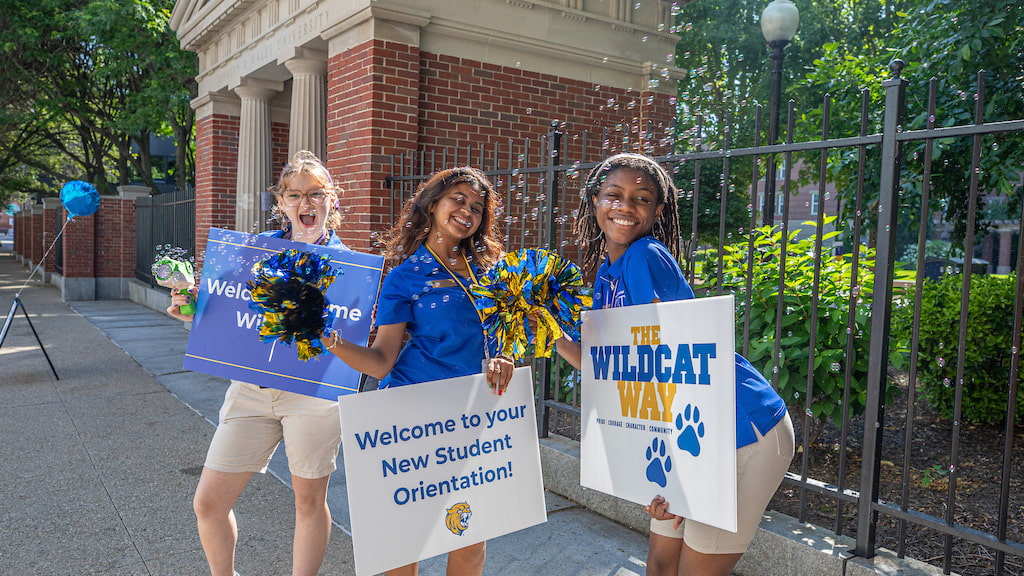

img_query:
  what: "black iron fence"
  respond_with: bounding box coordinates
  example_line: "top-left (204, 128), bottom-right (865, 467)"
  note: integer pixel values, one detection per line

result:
top-left (386, 63), bottom-right (1024, 575)
top-left (135, 185), bottom-right (196, 286)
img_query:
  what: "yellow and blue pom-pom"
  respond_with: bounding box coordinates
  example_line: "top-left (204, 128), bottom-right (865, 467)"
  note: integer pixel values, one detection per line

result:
top-left (247, 249), bottom-right (341, 361)
top-left (471, 249), bottom-right (592, 361)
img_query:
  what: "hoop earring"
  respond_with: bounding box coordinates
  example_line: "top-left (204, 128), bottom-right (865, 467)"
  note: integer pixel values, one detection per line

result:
top-left (588, 229), bottom-right (604, 242)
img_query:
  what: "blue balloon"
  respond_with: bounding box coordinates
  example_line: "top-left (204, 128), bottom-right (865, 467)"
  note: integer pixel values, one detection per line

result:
top-left (60, 180), bottom-right (100, 218)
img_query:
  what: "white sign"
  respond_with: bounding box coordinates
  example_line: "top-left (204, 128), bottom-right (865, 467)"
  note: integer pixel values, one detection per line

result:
top-left (580, 296), bottom-right (738, 532)
top-left (339, 367), bottom-right (547, 575)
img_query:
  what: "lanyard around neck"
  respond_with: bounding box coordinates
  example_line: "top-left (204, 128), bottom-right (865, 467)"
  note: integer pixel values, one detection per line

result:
top-left (425, 244), bottom-right (483, 323)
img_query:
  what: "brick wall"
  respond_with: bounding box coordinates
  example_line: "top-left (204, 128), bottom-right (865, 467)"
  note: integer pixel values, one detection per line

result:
top-left (61, 212), bottom-right (95, 278)
top-left (324, 38), bottom-right (675, 255)
top-left (269, 121), bottom-right (290, 229)
top-left (195, 114), bottom-right (240, 262)
top-left (94, 197), bottom-right (136, 278)
top-left (327, 39), bottom-right (422, 252)
top-left (29, 211), bottom-right (42, 265)
top-left (14, 213), bottom-right (23, 256)
top-left (41, 207), bottom-right (60, 274)
top-left (417, 53), bottom-right (673, 157)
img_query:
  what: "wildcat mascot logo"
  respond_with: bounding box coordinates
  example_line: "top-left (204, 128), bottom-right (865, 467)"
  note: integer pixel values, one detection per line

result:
top-left (445, 502), bottom-right (472, 536)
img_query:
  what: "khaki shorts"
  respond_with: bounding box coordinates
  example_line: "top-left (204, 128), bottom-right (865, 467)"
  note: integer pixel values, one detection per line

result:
top-left (204, 381), bottom-right (342, 479)
top-left (649, 413), bottom-right (794, 554)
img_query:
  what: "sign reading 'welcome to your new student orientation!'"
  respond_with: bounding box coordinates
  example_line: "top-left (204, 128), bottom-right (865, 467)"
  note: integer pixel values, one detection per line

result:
top-left (340, 368), bottom-right (547, 576)
top-left (182, 228), bottom-right (384, 400)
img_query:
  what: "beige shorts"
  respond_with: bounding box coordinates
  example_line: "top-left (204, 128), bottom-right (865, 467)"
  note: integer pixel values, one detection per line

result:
top-left (204, 380), bottom-right (342, 479)
top-left (649, 412), bottom-right (794, 554)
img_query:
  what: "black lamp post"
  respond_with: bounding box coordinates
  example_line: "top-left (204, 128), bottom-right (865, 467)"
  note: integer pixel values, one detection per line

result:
top-left (760, 0), bottom-right (799, 226)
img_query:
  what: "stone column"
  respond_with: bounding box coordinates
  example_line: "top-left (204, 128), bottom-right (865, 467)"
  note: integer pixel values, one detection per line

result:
top-left (997, 229), bottom-right (1013, 274)
top-left (233, 85), bottom-right (277, 232)
top-left (284, 58), bottom-right (328, 160)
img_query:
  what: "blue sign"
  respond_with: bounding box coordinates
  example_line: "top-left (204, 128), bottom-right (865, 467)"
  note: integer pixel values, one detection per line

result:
top-left (183, 228), bottom-right (384, 400)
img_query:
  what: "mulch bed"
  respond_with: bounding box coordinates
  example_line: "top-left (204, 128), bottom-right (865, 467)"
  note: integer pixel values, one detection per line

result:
top-left (543, 371), bottom-right (1024, 574)
top-left (770, 371), bottom-right (1024, 576)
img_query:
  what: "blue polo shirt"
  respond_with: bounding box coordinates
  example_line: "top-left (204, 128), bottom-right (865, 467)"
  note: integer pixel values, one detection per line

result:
top-left (374, 244), bottom-right (494, 388)
top-left (593, 236), bottom-right (693, 308)
top-left (592, 235), bottom-right (787, 449)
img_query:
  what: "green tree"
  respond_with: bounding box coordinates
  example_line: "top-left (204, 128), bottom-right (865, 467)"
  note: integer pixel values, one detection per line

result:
top-left (704, 217), bottom-right (908, 443)
top-left (796, 0), bottom-right (1024, 248)
top-left (673, 0), bottom-right (904, 148)
top-left (0, 0), bottom-right (196, 201)
top-left (674, 157), bottom-right (753, 259)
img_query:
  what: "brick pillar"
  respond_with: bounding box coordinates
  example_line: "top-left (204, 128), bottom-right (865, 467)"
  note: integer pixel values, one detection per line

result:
top-left (326, 39), bottom-right (421, 252)
top-left (89, 188), bottom-right (148, 299)
top-left (194, 113), bottom-right (240, 263)
top-left (14, 212), bottom-right (23, 258)
top-left (61, 208), bottom-right (97, 300)
top-left (40, 198), bottom-right (62, 280)
top-left (29, 205), bottom-right (43, 268)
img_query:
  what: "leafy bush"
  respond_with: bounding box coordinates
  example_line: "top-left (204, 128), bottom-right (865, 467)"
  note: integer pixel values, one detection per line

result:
top-left (702, 217), bottom-right (908, 441)
top-left (891, 273), bottom-right (1023, 424)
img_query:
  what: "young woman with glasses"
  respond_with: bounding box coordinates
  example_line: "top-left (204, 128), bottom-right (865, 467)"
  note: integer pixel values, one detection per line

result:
top-left (166, 150), bottom-right (347, 576)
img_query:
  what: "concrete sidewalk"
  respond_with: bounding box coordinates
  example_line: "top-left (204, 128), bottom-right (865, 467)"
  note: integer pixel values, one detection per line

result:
top-left (0, 241), bottom-right (649, 576)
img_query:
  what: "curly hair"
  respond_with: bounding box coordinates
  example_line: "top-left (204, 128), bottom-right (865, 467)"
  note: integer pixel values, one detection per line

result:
top-left (269, 150), bottom-right (343, 230)
top-left (380, 166), bottom-right (505, 270)
top-left (573, 153), bottom-right (681, 271)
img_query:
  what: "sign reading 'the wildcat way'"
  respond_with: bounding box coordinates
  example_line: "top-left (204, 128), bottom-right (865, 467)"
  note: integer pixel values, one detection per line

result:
top-left (580, 296), bottom-right (738, 532)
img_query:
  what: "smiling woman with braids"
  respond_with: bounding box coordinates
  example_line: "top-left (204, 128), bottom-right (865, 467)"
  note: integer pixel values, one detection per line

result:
top-left (165, 150), bottom-right (349, 576)
top-left (321, 166), bottom-right (514, 576)
top-left (554, 153), bottom-right (794, 576)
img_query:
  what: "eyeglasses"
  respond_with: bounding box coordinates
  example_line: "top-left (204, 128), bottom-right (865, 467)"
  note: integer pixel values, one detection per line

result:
top-left (277, 188), bottom-right (330, 207)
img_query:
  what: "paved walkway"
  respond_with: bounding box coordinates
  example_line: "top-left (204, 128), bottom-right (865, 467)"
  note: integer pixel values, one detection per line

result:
top-left (0, 238), bottom-right (649, 576)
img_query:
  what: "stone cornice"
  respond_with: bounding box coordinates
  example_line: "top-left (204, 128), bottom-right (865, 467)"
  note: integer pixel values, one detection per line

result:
top-left (176, 0), bottom-right (683, 95)
top-left (172, 0), bottom-right (263, 51)
top-left (323, 3), bottom-right (432, 40)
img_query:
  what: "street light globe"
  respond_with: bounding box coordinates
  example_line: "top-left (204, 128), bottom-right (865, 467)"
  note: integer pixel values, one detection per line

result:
top-left (761, 0), bottom-right (800, 44)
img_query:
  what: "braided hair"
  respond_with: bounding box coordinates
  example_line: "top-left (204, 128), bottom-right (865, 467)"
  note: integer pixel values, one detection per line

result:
top-left (573, 153), bottom-right (681, 271)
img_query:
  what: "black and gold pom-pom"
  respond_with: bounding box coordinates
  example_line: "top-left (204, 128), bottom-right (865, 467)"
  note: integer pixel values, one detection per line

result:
top-left (247, 249), bottom-right (340, 360)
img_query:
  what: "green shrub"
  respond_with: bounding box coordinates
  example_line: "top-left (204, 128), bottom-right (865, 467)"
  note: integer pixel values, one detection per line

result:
top-left (891, 273), bottom-right (1023, 424)
top-left (702, 216), bottom-right (908, 441)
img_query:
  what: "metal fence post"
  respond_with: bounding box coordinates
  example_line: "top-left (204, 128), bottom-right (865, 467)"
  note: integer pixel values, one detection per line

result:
top-left (536, 121), bottom-right (562, 437)
top-left (855, 59), bottom-right (907, 558)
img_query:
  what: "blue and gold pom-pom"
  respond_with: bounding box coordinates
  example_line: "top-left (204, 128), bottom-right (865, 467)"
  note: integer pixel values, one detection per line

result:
top-left (471, 248), bottom-right (592, 361)
top-left (247, 249), bottom-right (340, 361)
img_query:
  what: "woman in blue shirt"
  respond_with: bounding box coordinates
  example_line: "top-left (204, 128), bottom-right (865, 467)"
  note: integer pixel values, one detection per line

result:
top-left (324, 166), bottom-right (514, 576)
top-left (556, 153), bottom-right (794, 576)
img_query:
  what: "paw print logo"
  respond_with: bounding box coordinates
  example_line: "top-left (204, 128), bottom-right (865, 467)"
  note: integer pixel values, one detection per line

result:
top-left (675, 404), bottom-right (705, 457)
top-left (645, 437), bottom-right (672, 488)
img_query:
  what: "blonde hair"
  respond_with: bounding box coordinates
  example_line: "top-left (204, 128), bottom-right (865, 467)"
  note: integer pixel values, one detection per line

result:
top-left (269, 150), bottom-right (343, 230)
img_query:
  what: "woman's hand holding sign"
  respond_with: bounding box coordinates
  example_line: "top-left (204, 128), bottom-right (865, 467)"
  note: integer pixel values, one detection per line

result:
top-left (486, 355), bottom-right (515, 396)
